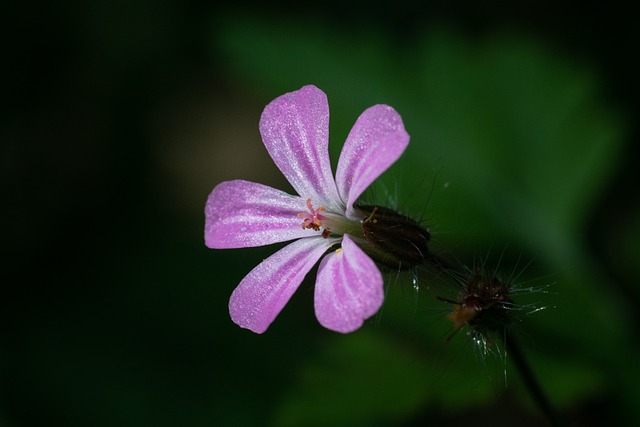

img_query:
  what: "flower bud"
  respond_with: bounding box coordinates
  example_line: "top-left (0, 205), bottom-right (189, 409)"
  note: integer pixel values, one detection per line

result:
top-left (462, 269), bottom-right (513, 331)
top-left (355, 205), bottom-right (431, 270)
top-left (439, 268), bottom-right (513, 344)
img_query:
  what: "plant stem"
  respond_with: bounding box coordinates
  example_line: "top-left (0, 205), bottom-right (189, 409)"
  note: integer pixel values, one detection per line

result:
top-left (503, 331), bottom-right (568, 427)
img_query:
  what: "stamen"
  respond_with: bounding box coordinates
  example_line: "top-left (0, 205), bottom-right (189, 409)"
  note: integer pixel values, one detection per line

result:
top-left (363, 206), bottom-right (378, 224)
top-left (298, 198), bottom-right (327, 233)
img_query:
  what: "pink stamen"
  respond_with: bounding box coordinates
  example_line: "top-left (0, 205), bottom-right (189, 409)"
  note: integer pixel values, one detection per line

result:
top-left (298, 198), bottom-right (327, 232)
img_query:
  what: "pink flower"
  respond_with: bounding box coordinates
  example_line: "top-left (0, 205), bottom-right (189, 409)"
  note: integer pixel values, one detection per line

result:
top-left (205, 85), bottom-right (409, 333)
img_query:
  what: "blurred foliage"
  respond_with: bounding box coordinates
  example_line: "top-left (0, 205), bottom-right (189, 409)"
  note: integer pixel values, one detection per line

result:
top-left (4, 3), bottom-right (639, 427)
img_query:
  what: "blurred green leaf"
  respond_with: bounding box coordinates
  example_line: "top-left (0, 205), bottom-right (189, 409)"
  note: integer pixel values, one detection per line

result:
top-left (273, 331), bottom-right (431, 427)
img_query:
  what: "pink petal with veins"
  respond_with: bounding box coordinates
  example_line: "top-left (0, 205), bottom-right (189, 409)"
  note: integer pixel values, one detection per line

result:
top-left (205, 180), bottom-right (316, 249)
top-left (229, 236), bottom-right (338, 333)
top-left (314, 235), bottom-right (384, 333)
top-left (335, 105), bottom-right (409, 218)
top-left (259, 85), bottom-right (342, 212)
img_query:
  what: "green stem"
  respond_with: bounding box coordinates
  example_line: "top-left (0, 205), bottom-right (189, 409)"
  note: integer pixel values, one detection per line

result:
top-left (503, 330), bottom-right (568, 427)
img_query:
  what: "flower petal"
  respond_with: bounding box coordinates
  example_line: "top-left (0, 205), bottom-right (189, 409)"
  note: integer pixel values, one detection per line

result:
top-left (229, 237), bottom-right (338, 333)
top-left (314, 235), bottom-right (384, 333)
top-left (259, 85), bottom-right (342, 212)
top-left (335, 105), bottom-right (409, 218)
top-left (205, 180), bottom-right (320, 249)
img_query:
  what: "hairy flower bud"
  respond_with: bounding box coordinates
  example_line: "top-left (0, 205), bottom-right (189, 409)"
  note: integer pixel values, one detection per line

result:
top-left (461, 269), bottom-right (512, 331)
top-left (355, 205), bottom-right (431, 270)
top-left (439, 268), bottom-right (513, 344)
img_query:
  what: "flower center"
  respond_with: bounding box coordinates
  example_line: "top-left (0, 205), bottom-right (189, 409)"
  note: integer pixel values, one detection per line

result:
top-left (298, 199), bottom-right (331, 238)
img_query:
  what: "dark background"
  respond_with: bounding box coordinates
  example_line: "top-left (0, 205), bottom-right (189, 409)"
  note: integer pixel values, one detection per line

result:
top-left (3, 2), bottom-right (639, 426)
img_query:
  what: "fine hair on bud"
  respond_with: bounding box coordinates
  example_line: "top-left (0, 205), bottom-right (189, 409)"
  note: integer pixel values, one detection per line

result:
top-left (355, 204), bottom-right (432, 271)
